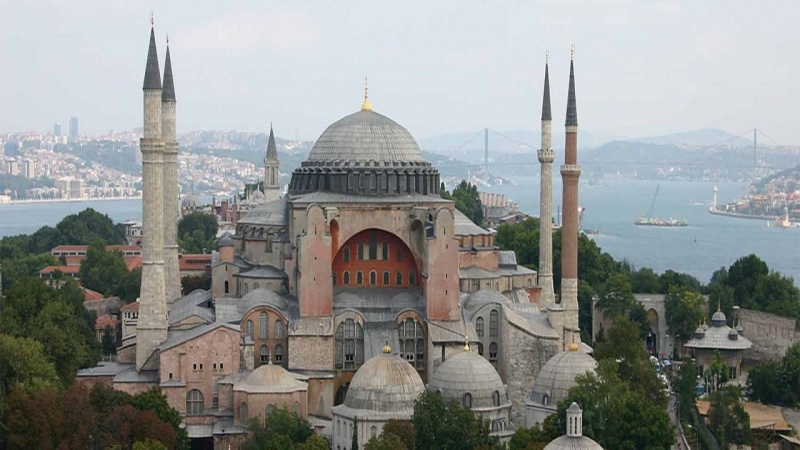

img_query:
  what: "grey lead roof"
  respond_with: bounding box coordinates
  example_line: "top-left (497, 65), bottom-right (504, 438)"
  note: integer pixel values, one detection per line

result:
top-left (169, 289), bottom-right (214, 325)
top-left (454, 209), bottom-right (493, 236)
top-left (565, 59), bottom-right (578, 127)
top-left (238, 198), bottom-right (287, 226)
top-left (541, 62), bottom-right (552, 121)
top-left (143, 27), bottom-right (161, 90)
top-left (161, 45), bottom-right (175, 101)
top-left (304, 110), bottom-right (430, 167)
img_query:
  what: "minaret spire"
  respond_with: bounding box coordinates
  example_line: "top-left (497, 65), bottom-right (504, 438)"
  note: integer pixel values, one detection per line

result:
top-left (162, 34), bottom-right (181, 304)
top-left (143, 19), bottom-right (161, 90)
top-left (566, 46), bottom-right (578, 127)
top-left (538, 54), bottom-right (556, 308)
top-left (162, 38), bottom-right (176, 102)
top-left (264, 124), bottom-right (281, 203)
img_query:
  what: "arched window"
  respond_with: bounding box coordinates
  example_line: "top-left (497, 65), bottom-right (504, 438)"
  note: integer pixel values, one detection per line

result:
top-left (245, 320), bottom-right (254, 338)
top-left (493, 391), bottom-right (500, 407)
top-left (463, 392), bottom-right (472, 408)
top-left (543, 393), bottom-right (550, 406)
top-left (224, 280), bottom-right (229, 294)
top-left (335, 318), bottom-right (364, 370)
top-left (293, 402), bottom-right (301, 415)
top-left (253, 282), bottom-right (260, 290)
top-left (212, 381), bottom-right (219, 408)
top-left (357, 242), bottom-right (365, 260)
top-left (240, 402), bottom-right (248, 424)
top-left (476, 317), bottom-right (485, 338)
top-left (260, 345), bottom-right (269, 364)
top-left (371, 425), bottom-right (377, 439)
top-left (369, 271), bottom-right (377, 285)
top-left (343, 271), bottom-right (350, 285)
top-left (186, 389), bottom-right (204, 415)
top-left (490, 310), bottom-right (499, 337)
top-left (477, 343), bottom-right (484, 356)
top-left (259, 312), bottom-right (269, 339)
top-left (398, 318), bottom-right (425, 370)
top-left (489, 342), bottom-right (498, 364)
top-left (356, 271), bottom-right (364, 285)
top-left (275, 320), bottom-right (284, 339)
top-left (343, 247), bottom-right (350, 263)
top-left (396, 272), bottom-right (403, 286)
top-left (274, 344), bottom-right (284, 363)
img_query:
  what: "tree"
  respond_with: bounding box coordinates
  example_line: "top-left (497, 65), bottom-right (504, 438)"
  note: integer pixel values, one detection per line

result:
top-left (54, 208), bottom-right (126, 246)
top-left (508, 426), bottom-right (550, 450)
top-left (0, 333), bottom-right (60, 397)
top-left (178, 212), bottom-right (218, 254)
top-left (413, 390), bottom-right (498, 450)
top-left (628, 267), bottom-right (661, 294)
top-left (658, 269), bottom-right (702, 294)
top-left (674, 358), bottom-right (699, 421)
top-left (133, 439), bottom-right (169, 450)
top-left (441, 180), bottom-right (483, 225)
top-left (102, 325), bottom-right (118, 356)
top-left (0, 252), bottom-right (57, 294)
top-left (131, 388), bottom-right (189, 449)
top-left (365, 433), bottom-right (409, 450)
top-left (707, 387), bottom-right (751, 449)
top-left (727, 254), bottom-right (768, 307)
top-left (748, 343), bottom-right (800, 406)
top-left (707, 350), bottom-right (730, 393)
top-left (181, 274), bottom-right (210, 293)
top-left (297, 434), bottom-right (330, 450)
top-left (241, 407), bottom-right (315, 450)
top-left (352, 416), bottom-right (360, 450)
top-left (78, 241), bottom-right (130, 297)
top-left (594, 316), bottom-right (666, 407)
top-left (595, 274), bottom-right (651, 338)
top-left (664, 287), bottom-right (707, 345)
top-left (381, 419), bottom-right (416, 450)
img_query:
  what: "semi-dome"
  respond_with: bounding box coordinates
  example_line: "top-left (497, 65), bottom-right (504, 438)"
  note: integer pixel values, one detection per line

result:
top-left (289, 108), bottom-right (441, 197)
top-left (531, 344), bottom-right (597, 407)
top-left (233, 362), bottom-right (307, 394)
top-left (343, 351), bottom-right (425, 414)
top-left (428, 348), bottom-right (507, 409)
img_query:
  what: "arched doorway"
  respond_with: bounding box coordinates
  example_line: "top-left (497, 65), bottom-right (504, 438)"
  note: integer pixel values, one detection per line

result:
top-left (646, 308), bottom-right (659, 356)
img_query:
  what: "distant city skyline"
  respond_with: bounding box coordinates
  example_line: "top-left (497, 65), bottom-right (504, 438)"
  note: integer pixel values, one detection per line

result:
top-left (2, 1), bottom-right (798, 144)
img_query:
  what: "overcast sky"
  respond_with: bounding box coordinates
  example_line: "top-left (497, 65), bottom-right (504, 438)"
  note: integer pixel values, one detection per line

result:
top-left (1, 1), bottom-right (797, 144)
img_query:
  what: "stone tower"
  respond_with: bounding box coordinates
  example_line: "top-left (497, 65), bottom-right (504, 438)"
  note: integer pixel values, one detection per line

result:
top-left (537, 56), bottom-right (556, 308)
top-left (559, 49), bottom-right (581, 348)
top-left (264, 125), bottom-right (280, 203)
top-left (137, 22), bottom-right (168, 371)
top-left (161, 39), bottom-right (181, 303)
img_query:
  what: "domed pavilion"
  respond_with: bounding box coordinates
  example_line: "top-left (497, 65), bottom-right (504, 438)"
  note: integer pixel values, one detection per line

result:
top-left (684, 306), bottom-right (752, 386)
top-left (543, 402), bottom-right (604, 450)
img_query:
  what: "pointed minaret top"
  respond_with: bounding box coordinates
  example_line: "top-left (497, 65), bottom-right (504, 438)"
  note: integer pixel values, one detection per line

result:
top-left (541, 54), bottom-right (552, 122)
top-left (565, 50), bottom-right (578, 127)
top-left (143, 23), bottom-right (162, 90)
top-left (266, 125), bottom-right (278, 160)
top-left (162, 40), bottom-right (176, 102)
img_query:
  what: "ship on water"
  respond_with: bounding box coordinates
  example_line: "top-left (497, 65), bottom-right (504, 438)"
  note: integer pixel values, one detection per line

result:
top-left (634, 184), bottom-right (689, 227)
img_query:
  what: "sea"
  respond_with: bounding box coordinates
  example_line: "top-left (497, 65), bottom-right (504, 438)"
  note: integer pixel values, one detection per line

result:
top-left (0, 179), bottom-right (797, 286)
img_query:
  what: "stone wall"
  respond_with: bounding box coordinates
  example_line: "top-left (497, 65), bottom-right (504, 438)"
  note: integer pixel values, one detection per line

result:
top-left (739, 308), bottom-right (800, 362)
top-left (503, 321), bottom-right (558, 428)
top-left (84, 296), bottom-right (123, 316)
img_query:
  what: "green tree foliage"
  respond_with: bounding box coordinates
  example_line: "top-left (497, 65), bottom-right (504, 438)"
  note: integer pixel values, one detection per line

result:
top-left (241, 407), bottom-right (316, 450)
top-left (381, 419), bottom-right (416, 450)
top-left (54, 208), bottom-right (126, 247)
top-left (365, 432), bottom-right (409, 450)
top-left (178, 212), bottom-right (218, 254)
top-left (412, 390), bottom-right (499, 450)
top-left (664, 287), bottom-right (707, 344)
top-left (101, 325), bottom-right (117, 355)
top-left (707, 350), bottom-right (730, 393)
top-left (628, 267), bottom-right (661, 293)
top-left (352, 416), bottom-right (359, 450)
top-left (0, 278), bottom-right (99, 385)
top-left (554, 359), bottom-right (673, 450)
top-left (297, 434), bottom-right (330, 450)
top-left (0, 252), bottom-right (56, 294)
top-left (133, 439), bottom-right (169, 450)
top-left (595, 274), bottom-right (651, 338)
top-left (707, 387), bottom-right (751, 449)
top-left (79, 241), bottom-right (129, 295)
top-left (508, 425), bottom-right (550, 450)
top-left (0, 334), bottom-right (60, 396)
top-left (181, 274), bottom-right (210, 293)
top-left (441, 180), bottom-right (484, 225)
top-left (658, 269), bottom-right (703, 294)
top-left (748, 343), bottom-right (800, 406)
top-left (494, 217), bottom-right (540, 270)
top-left (673, 358), bottom-right (699, 421)
top-left (594, 316), bottom-right (667, 407)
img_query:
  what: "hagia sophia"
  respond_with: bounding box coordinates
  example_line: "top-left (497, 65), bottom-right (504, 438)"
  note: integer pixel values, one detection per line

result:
top-left (79, 22), bottom-right (605, 450)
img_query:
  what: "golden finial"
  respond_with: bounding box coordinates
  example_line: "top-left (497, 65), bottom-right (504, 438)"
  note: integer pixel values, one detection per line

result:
top-left (568, 335), bottom-right (579, 351)
top-left (570, 43), bottom-right (575, 60)
top-left (382, 335), bottom-right (391, 354)
top-left (150, 11), bottom-right (154, 27)
top-left (361, 76), bottom-right (372, 111)
top-left (717, 300), bottom-right (721, 312)
top-left (464, 335), bottom-right (470, 352)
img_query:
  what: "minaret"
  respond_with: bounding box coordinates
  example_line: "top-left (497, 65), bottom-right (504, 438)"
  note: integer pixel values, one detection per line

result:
top-left (560, 47), bottom-right (581, 348)
top-left (263, 125), bottom-right (280, 203)
top-left (162, 36), bottom-right (181, 303)
top-left (137, 17), bottom-right (168, 371)
top-left (537, 52), bottom-right (556, 308)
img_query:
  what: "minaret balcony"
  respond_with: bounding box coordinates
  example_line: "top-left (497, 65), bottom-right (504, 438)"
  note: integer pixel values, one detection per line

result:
top-left (560, 164), bottom-right (582, 176)
top-left (537, 149), bottom-right (555, 163)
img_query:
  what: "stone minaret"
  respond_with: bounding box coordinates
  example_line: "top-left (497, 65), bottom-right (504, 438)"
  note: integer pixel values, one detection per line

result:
top-left (137, 22), bottom-right (168, 372)
top-left (537, 55), bottom-right (556, 308)
top-left (162, 39), bottom-right (181, 303)
top-left (264, 125), bottom-right (280, 203)
top-left (560, 48), bottom-right (581, 348)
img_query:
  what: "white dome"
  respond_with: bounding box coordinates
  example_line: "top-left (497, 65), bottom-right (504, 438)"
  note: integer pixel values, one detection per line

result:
top-left (428, 349), bottom-right (507, 409)
top-left (531, 346), bottom-right (597, 407)
top-left (343, 353), bottom-right (425, 413)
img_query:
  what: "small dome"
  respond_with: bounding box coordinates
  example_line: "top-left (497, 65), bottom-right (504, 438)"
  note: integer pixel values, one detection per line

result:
top-left (711, 310), bottom-right (726, 326)
top-left (428, 350), bottom-right (507, 409)
top-left (531, 348), bottom-right (597, 407)
top-left (344, 353), bottom-right (425, 413)
top-left (728, 329), bottom-right (739, 340)
top-left (234, 363), bottom-right (307, 394)
top-left (219, 233), bottom-right (234, 247)
top-left (543, 435), bottom-right (604, 450)
top-left (305, 110), bottom-right (428, 168)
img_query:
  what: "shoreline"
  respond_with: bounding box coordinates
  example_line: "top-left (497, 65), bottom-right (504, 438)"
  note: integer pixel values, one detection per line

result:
top-left (708, 207), bottom-right (779, 221)
top-left (0, 196), bottom-right (142, 205)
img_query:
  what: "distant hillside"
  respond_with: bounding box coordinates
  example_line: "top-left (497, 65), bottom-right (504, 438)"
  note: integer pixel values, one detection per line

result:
top-left (630, 128), bottom-right (752, 147)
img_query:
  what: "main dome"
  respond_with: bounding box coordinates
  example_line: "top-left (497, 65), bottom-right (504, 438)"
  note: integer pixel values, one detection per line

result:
top-left (288, 109), bottom-right (440, 197)
top-left (306, 110), bottom-right (428, 167)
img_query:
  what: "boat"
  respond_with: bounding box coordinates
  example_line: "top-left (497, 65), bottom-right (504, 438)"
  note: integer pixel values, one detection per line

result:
top-left (634, 185), bottom-right (689, 227)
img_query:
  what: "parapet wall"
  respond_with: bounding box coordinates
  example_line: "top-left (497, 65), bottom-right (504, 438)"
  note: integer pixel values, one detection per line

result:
top-left (739, 308), bottom-right (800, 362)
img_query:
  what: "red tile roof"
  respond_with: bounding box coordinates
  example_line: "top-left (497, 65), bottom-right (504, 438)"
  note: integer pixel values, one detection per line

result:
top-left (95, 314), bottom-right (118, 331)
top-left (39, 265), bottom-right (80, 275)
top-left (83, 288), bottom-right (105, 302)
top-left (65, 256), bottom-right (84, 267)
top-left (120, 301), bottom-right (140, 312)
top-left (51, 244), bottom-right (142, 254)
top-left (124, 256), bottom-right (143, 271)
top-left (179, 254), bottom-right (212, 271)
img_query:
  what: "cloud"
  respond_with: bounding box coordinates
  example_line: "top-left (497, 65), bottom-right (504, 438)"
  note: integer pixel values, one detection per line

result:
top-left (176, 10), bottom-right (322, 55)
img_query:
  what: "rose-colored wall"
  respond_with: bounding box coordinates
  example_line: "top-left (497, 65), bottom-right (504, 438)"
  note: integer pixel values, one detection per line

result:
top-left (233, 390), bottom-right (308, 425)
top-left (332, 229), bottom-right (419, 288)
top-left (240, 307), bottom-right (289, 369)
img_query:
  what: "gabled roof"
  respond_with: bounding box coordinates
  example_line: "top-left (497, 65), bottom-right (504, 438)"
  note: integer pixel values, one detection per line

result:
top-left (158, 322), bottom-right (240, 352)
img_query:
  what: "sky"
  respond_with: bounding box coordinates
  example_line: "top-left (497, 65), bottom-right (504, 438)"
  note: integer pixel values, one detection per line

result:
top-left (1, 0), bottom-right (798, 144)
